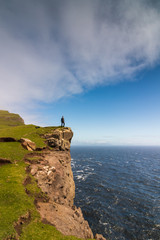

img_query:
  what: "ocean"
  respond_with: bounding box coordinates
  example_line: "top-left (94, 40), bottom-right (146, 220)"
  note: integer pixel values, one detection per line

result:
top-left (70, 146), bottom-right (160, 240)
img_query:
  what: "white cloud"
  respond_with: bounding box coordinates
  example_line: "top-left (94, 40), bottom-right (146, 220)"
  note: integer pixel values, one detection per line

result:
top-left (0, 0), bottom-right (160, 112)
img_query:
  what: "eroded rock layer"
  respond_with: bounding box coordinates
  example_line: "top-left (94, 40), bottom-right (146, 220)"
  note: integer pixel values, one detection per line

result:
top-left (25, 128), bottom-right (94, 239)
top-left (28, 150), bottom-right (75, 206)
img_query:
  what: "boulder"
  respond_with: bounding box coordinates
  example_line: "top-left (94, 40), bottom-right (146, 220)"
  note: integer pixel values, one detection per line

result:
top-left (20, 138), bottom-right (36, 151)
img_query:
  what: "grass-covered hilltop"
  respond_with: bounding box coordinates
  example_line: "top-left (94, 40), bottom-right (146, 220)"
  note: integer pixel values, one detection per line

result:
top-left (0, 111), bottom-right (98, 240)
top-left (0, 110), bottom-right (24, 128)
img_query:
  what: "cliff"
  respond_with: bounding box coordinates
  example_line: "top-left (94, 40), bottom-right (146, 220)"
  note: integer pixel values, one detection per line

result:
top-left (25, 128), bottom-right (94, 239)
top-left (0, 111), bottom-right (105, 240)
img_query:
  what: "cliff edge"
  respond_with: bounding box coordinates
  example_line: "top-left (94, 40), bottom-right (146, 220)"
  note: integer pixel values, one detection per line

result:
top-left (25, 128), bottom-right (94, 239)
top-left (0, 111), bottom-right (105, 240)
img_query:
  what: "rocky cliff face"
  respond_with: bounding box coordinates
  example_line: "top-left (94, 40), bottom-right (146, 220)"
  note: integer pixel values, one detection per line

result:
top-left (25, 127), bottom-right (94, 239)
top-left (0, 111), bottom-right (106, 240)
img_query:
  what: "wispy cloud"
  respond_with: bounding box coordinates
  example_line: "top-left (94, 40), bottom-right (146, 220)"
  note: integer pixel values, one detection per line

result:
top-left (0, 0), bottom-right (160, 111)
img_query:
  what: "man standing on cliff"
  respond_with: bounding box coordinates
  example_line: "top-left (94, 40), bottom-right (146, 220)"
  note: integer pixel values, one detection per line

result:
top-left (61, 116), bottom-right (65, 127)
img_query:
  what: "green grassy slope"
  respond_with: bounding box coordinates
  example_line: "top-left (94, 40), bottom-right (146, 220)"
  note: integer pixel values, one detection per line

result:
top-left (0, 111), bottom-right (91, 240)
top-left (0, 110), bottom-right (24, 128)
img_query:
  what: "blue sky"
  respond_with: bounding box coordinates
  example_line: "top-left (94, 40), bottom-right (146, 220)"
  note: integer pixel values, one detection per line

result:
top-left (0, 0), bottom-right (160, 145)
top-left (27, 64), bottom-right (160, 146)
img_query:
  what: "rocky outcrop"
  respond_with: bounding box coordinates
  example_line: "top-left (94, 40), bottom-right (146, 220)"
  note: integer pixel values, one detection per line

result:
top-left (39, 202), bottom-right (93, 239)
top-left (20, 138), bottom-right (36, 151)
top-left (44, 127), bottom-right (73, 151)
top-left (24, 127), bottom-right (94, 239)
top-left (28, 150), bottom-right (75, 206)
top-left (0, 110), bottom-right (106, 239)
top-left (26, 148), bottom-right (94, 238)
top-left (26, 149), bottom-right (94, 239)
top-left (24, 127), bottom-right (105, 240)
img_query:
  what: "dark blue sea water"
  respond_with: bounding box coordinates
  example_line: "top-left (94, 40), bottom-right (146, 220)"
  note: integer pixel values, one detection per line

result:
top-left (70, 146), bottom-right (160, 240)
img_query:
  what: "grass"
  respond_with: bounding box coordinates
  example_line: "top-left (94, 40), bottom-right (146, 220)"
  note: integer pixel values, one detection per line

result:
top-left (0, 124), bottom-right (59, 149)
top-left (0, 142), bottom-right (28, 162)
top-left (24, 173), bottom-right (49, 202)
top-left (0, 111), bottom-right (92, 240)
top-left (21, 222), bottom-right (84, 240)
top-left (0, 162), bottom-right (36, 239)
top-left (0, 142), bottom-right (91, 240)
top-left (0, 110), bottom-right (24, 127)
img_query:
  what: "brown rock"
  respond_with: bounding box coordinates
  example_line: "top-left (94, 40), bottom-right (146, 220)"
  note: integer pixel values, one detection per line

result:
top-left (44, 130), bottom-right (62, 140)
top-left (38, 202), bottom-right (94, 239)
top-left (62, 129), bottom-right (73, 142)
top-left (60, 139), bottom-right (70, 151)
top-left (27, 148), bottom-right (95, 239)
top-left (47, 138), bottom-right (61, 148)
top-left (24, 128), bottom-right (102, 239)
top-left (30, 150), bottom-right (75, 206)
top-left (95, 233), bottom-right (106, 240)
top-left (20, 138), bottom-right (36, 151)
top-left (30, 165), bottom-right (38, 176)
top-left (52, 129), bottom-right (63, 139)
top-left (44, 128), bottom-right (73, 151)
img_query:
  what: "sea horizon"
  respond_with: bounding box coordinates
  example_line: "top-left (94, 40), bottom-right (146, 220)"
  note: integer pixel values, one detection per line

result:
top-left (71, 146), bottom-right (160, 239)
top-left (71, 145), bottom-right (160, 148)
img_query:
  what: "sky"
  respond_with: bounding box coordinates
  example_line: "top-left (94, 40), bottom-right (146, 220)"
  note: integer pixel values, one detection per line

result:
top-left (0, 0), bottom-right (160, 146)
